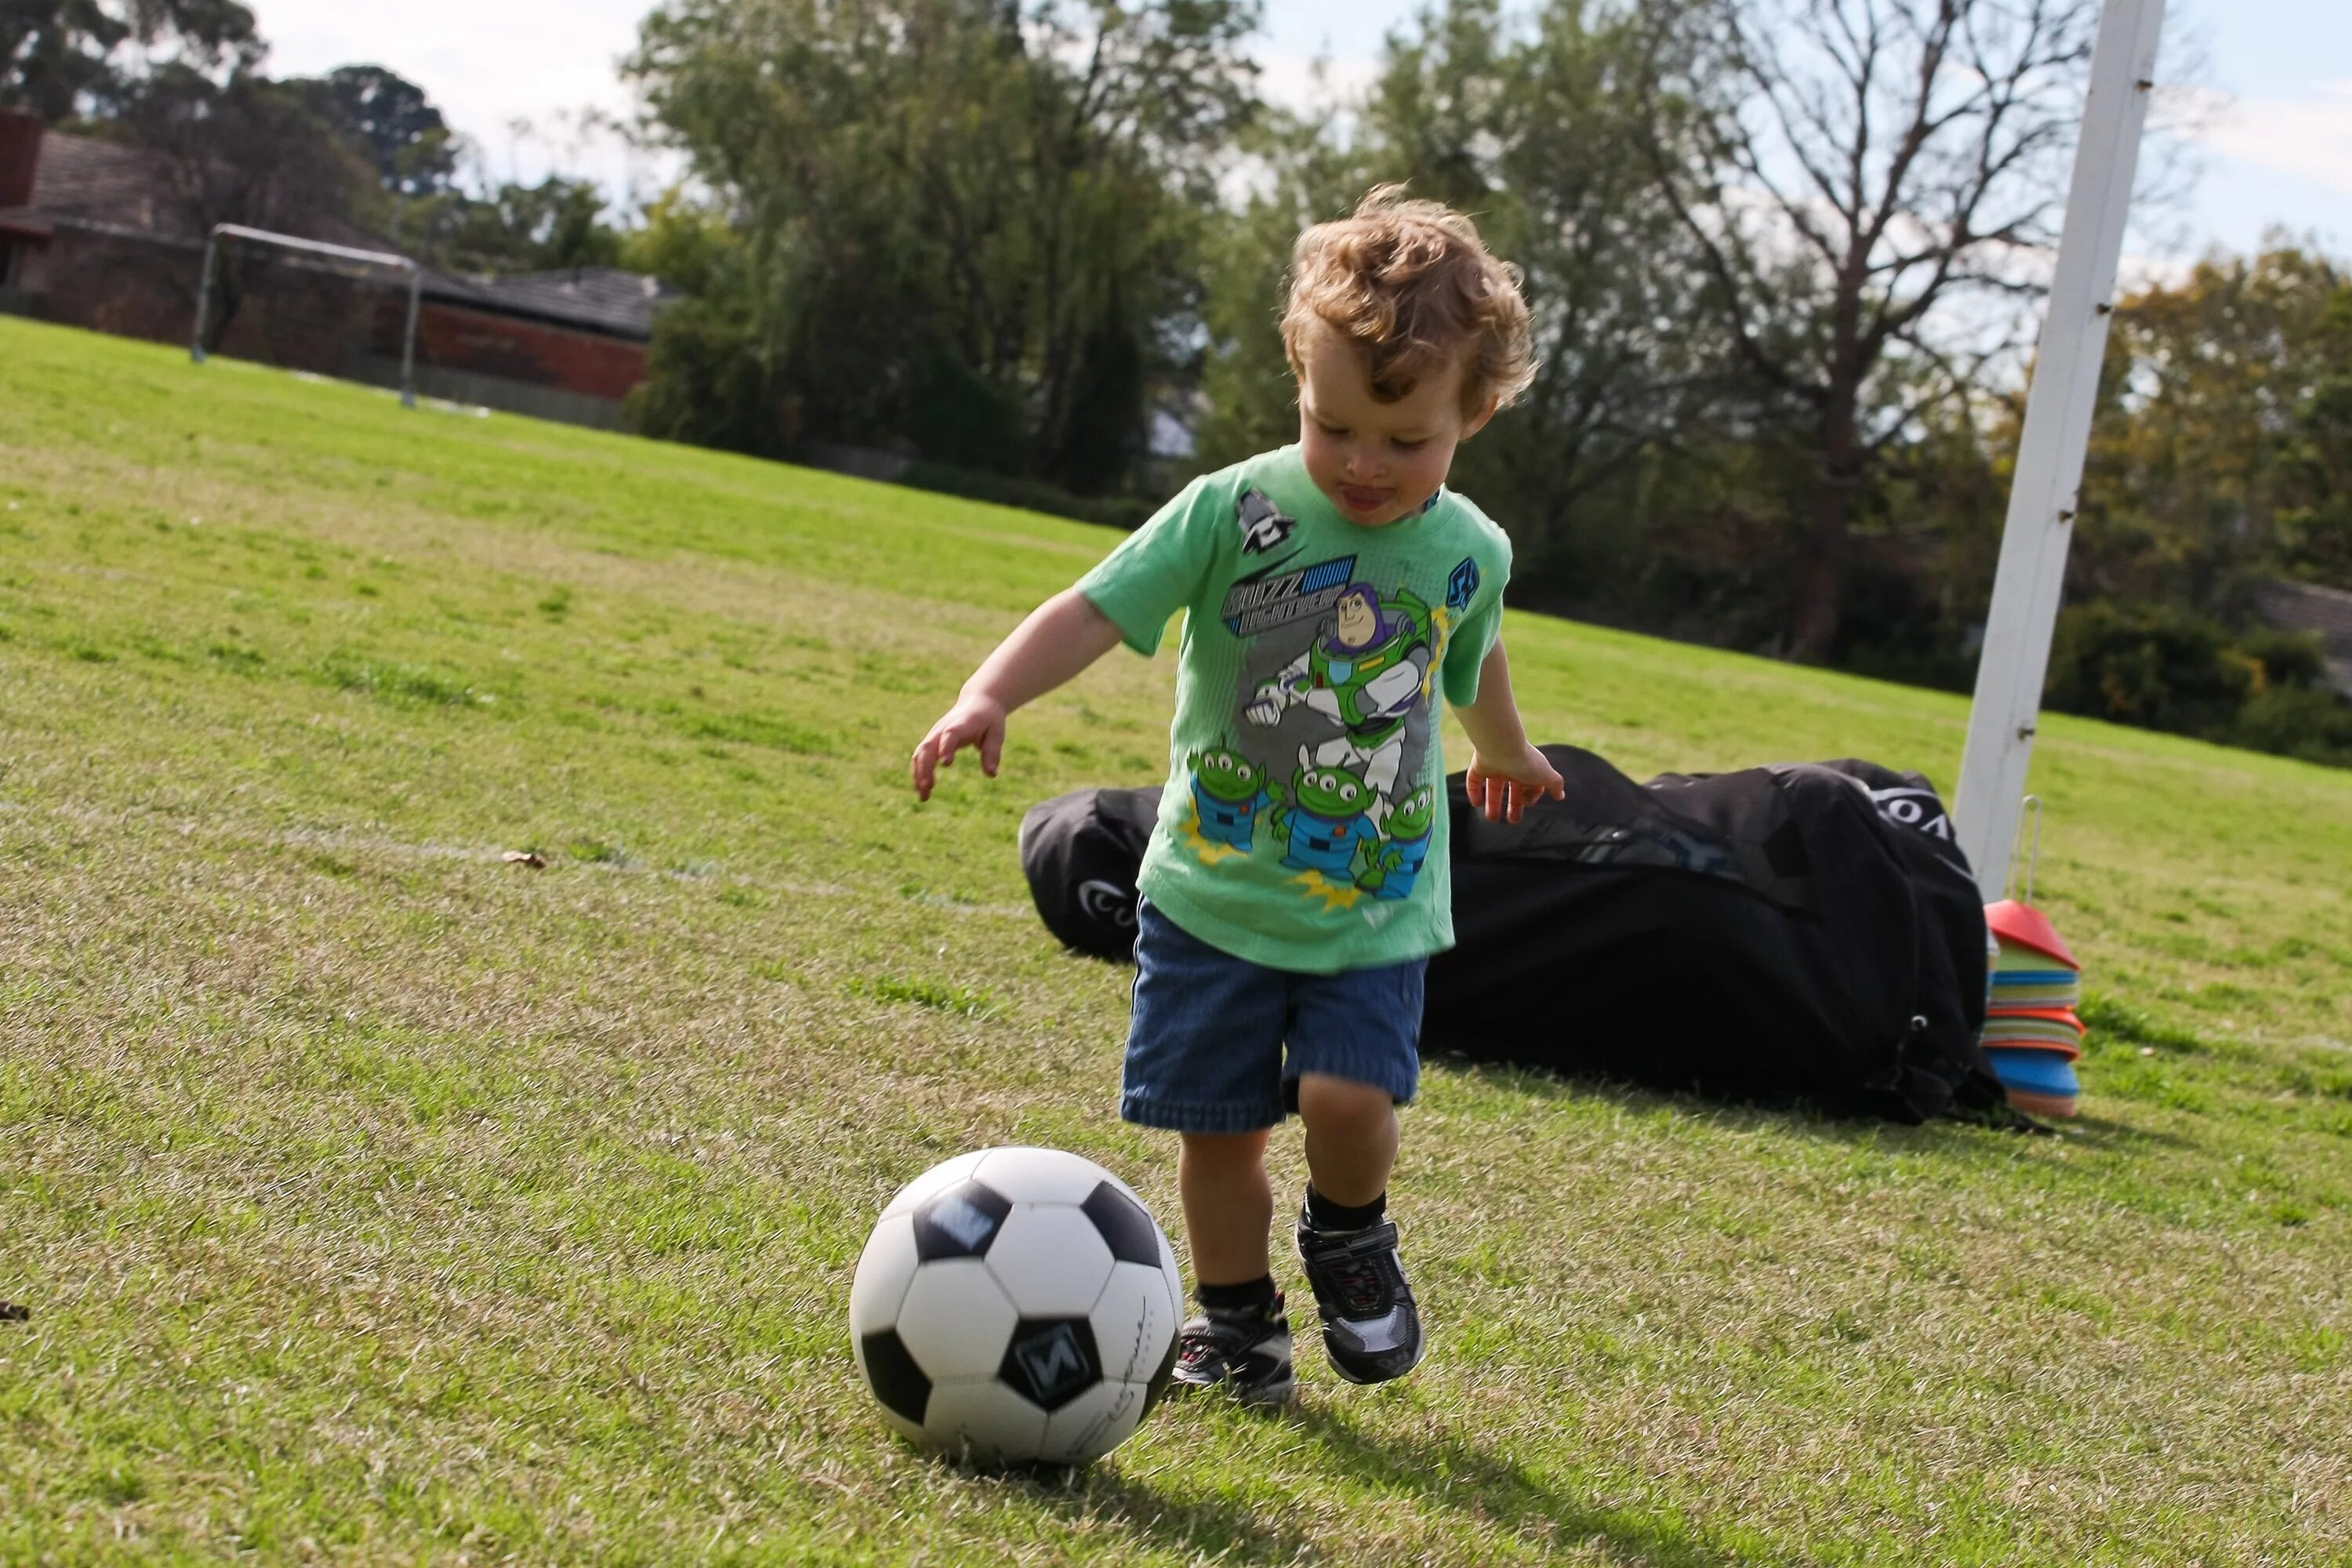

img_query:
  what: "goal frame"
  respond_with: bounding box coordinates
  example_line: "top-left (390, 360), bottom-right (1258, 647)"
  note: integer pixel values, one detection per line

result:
top-left (189, 223), bottom-right (424, 409)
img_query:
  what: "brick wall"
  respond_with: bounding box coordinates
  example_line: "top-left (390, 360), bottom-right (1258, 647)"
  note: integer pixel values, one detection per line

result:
top-left (24, 225), bottom-right (649, 413)
top-left (379, 299), bottom-right (648, 401)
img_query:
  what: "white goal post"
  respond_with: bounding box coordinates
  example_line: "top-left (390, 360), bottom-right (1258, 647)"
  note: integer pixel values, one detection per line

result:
top-left (190, 223), bottom-right (424, 408)
top-left (1952, 0), bottom-right (2169, 899)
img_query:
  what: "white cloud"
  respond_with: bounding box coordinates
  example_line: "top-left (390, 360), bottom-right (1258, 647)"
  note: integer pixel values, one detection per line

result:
top-left (1254, 49), bottom-right (1381, 118)
top-left (2182, 81), bottom-right (2352, 197)
top-left (259, 0), bottom-right (673, 199)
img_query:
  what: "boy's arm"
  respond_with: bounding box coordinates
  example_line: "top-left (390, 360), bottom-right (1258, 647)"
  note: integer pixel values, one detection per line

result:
top-left (1454, 637), bottom-right (1565, 824)
top-left (911, 587), bottom-right (1125, 801)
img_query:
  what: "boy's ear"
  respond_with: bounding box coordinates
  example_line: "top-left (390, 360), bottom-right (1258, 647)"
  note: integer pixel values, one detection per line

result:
top-left (1461, 393), bottom-right (1501, 440)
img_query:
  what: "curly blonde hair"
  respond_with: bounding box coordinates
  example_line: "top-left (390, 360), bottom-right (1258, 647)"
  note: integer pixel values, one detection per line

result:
top-left (1282, 185), bottom-right (1536, 418)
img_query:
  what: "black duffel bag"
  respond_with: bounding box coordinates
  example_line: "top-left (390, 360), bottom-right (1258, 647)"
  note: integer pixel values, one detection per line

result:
top-left (1017, 746), bottom-right (2005, 1123)
top-left (1429, 746), bottom-right (2002, 1123)
top-left (1018, 785), bottom-right (1159, 960)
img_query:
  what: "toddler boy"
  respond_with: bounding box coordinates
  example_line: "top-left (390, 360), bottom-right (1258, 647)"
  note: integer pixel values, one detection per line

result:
top-left (911, 187), bottom-right (1564, 1402)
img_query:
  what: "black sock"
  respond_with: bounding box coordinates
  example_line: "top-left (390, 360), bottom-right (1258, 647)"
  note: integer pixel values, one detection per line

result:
top-left (1305, 1185), bottom-right (1387, 1232)
top-left (1196, 1274), bottom-right (1278, 1316)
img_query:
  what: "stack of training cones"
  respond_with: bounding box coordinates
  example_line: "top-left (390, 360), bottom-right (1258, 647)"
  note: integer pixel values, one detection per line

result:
top-left (1980, 797), bottom-right (2086, 1118)
top-left (1982, 900), bottom-right (2084, 1117)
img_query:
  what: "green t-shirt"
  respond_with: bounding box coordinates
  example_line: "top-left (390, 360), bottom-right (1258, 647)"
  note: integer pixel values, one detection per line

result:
top-left (1076, 445), bottom-right (1512, 973)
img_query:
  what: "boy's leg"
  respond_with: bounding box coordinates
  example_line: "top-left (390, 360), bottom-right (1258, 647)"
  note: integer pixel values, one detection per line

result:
top-left (1121, 899), bottom-right (1293, 1403)
top-left (1285, 959), bottom-right (1427, 1385)
top-left (1168, 1127), bottom-right (1294, 1404)
top-left (1295, 1074), bottom-right (1399, 1207)
top-left (1178, 1128), bottom-right (1275, 1286)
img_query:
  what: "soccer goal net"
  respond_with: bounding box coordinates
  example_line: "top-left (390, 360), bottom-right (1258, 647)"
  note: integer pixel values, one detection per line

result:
top-left (190, 223), bottom-right (423, 408)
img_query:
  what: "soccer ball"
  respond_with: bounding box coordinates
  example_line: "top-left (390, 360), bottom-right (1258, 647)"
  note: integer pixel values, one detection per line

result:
top-left (850, 1146), bottom-right (1184, 1465)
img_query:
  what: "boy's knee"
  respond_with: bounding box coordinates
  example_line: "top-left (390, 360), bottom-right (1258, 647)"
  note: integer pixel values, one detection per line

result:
top-left (1294, 1073), bottom-right (1398, 1137)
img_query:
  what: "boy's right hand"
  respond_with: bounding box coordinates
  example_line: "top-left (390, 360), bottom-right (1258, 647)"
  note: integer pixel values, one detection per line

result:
top-left (911, 692), bottom-right (1008, 801)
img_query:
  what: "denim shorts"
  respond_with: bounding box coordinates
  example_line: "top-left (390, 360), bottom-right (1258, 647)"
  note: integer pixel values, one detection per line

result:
top-left (1120, 898), bottom-right (1425, 1134)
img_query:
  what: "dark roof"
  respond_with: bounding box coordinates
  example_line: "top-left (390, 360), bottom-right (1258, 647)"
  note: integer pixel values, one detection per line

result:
top-left (0, 127), bottom-right (389, 252)
top-left (2252, 579), bottom-right (2352, 696)
top-left (421, 266), bottom-right (673, 341)
top-left (0, 129), bottom-right (189, 238)
top-left (2, 126), bottom-right (670, 340)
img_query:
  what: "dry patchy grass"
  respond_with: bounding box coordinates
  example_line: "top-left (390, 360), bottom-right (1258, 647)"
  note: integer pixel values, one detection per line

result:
top-left (4, 319), bottom-right (2351, 1565)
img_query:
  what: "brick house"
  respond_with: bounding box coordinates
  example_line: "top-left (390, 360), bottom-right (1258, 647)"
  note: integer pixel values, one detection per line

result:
top-left (2252, 579), bottom-right (2352, 698)
top-left (0, 107), bottom-right (669, 430)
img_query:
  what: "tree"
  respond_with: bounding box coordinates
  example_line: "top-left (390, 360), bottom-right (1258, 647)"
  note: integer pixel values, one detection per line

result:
top-left (113, 62), bottom-right (378, 238)
top-left (1200, 0), bottom-right (1734, 604)
top-left (289, 64), bottom-right (457, 199)
top-left (2073, 245), bottom-right (2352, 608)
top-left (2267, 277), bottom-right (2352, 590)
top-left (421, 175), bottom-right (622, 273)
top-left (1632, 0), bottom-right (2106, 660)
top-left (625, 0), bottom-right (1260, 492)
top-left (1, 0), bottom-right (260, 122)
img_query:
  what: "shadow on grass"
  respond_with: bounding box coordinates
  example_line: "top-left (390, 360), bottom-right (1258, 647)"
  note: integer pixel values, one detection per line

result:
top-left (1441, 1055), bottom-right (2020, 1149)
top-left (1445, 1054), bottom-right (2222, 1156)
top-left (2055, 1109), bottom-right (2197, 1151)
top-left (1024, 1397), bottom-right (1739, 1567)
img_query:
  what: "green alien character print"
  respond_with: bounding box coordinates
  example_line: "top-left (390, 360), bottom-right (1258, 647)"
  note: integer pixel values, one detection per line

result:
top-left (1269, 757), bottom-right (1381, 878)
top-left (1074, 445), bottom-right (1510, 972)
top-left (1357, 782), bottom-right (1438, 901)
top-left (1189, 746), bottom-right (1273, 850)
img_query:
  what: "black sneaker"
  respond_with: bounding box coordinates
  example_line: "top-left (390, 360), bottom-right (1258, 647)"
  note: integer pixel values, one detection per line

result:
top-left (1295, 1210), bottom-right (1425, 1384)
top-left (1167, 1294), bottom-right (1295, 1406)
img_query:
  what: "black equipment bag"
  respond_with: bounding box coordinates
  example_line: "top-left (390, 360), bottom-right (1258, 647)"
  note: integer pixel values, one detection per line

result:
top-left (1428, 746), bottom-right (2002, 1123)
top-left (1018, 786), bottom-right (1160, 960)
top-left (1017, 746), bottom-right (2005, 1123)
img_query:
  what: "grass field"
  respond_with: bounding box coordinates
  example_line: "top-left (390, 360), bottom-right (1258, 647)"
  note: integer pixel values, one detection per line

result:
top-left (4, 315), bottom-right (2351, 1566)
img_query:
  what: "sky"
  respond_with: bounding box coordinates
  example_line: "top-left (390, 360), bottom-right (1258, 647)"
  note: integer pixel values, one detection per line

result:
top-left (256, 0), bottom-right (2352, 263)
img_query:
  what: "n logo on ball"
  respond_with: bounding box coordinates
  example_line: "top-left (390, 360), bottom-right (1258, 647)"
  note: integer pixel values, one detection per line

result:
top-left (1002, 1318), bottom-right (1102, 1411)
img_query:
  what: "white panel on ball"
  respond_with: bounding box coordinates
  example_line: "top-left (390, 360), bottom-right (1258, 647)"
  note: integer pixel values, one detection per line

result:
top-left (975, 1145), bottom-right (1116, 1205)
top-left (1088, 1261), bottom-right (1178, 1385)
top-left (848, 1214), bottom-right (922, 1336)
top-left (982, 1206), bottom-right (1116, 1317)
top-left (1040, 1377), bottom-right (1150, 1463)
top-left (894, 1259), bottom-right (1020, 1381)
top-left (880, 1149), bottom-right (993, 1219)
top-left (923, 1378), bottom-right (1050, 1464)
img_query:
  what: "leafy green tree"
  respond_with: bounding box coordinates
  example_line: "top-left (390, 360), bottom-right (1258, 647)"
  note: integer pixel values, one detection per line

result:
top-left (289, 64), bottom-right (458, 200)
top-left (1200, 0), bottom-right (1730, 604)
top-left (2074, 245), bottom-right (2352, 608)
top-left (1, 0), bottom-right (260, 121)
top-left (625, 0), bottom-right (1258, 491)
top-left (2272, 286), bottom-right (2352, 589)
top-left (420, 175), bottom-right (622, 274)
top-left (112, 61), bottom-right (379, 238)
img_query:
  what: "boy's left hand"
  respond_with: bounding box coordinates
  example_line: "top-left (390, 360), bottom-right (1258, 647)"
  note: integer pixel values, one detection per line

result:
top-left (1464, 742), bottom-right (1565, 824)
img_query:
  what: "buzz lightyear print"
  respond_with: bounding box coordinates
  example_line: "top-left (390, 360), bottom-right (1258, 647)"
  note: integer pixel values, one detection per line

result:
top-left (1243, 581), bottom-right (1432, 829)
top-left (1174, 486), bottom-right (1463, 902)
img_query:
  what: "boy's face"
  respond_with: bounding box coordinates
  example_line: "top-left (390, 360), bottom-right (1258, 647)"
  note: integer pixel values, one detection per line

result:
top-left (1295, 319), bottom-right (1497, 528)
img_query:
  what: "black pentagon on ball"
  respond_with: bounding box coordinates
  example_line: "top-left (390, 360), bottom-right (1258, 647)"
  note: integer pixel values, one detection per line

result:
top-left (859, 1328), bottom-right (931, 1426)
top-left (1080, 1181), bottom-right (1161, 1268)
top-left (999, 1317), bottom-right (1102, 1412)
top-left (911, 1179), bottom-right (1013, 1261)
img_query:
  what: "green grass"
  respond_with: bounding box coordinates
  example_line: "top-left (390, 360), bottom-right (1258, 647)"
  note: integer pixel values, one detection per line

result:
top-left (3, 315), bottom-right (2350, 1565)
